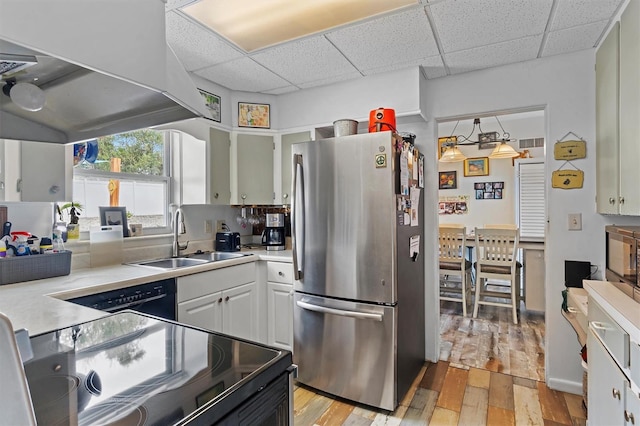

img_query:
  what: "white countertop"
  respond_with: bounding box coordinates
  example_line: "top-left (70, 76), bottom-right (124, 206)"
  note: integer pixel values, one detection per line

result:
top-left (584, 280), bottom-right (640, 343)
top-left (0, 249), bottom-right (292, 337)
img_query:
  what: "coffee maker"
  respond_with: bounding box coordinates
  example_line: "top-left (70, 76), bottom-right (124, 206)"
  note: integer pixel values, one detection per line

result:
top-left (262, 213), bottom-right (286, 251)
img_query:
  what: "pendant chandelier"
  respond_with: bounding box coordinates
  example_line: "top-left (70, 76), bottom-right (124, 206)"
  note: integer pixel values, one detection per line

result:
top-left (439, 116), bottom-right (520, 163)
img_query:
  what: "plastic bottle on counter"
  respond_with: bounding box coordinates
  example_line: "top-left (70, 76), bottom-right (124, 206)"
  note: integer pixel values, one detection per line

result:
top-left (52, 230), bottom-right (65, 253)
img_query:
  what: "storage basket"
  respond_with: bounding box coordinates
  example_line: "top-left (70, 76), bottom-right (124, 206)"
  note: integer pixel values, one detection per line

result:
top-left (0, 251), bottom-right (72, 285)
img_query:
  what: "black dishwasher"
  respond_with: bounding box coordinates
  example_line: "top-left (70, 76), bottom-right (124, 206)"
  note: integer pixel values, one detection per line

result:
top-left (68, 278), bottom-right (176, 320)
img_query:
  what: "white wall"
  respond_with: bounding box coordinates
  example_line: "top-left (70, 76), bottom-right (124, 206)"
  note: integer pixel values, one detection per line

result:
top-left (422, 49), bottom-right (612, 393)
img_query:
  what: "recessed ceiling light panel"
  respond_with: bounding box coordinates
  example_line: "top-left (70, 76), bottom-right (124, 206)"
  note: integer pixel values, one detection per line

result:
top-left (182, 0), bottom-right (417, 52)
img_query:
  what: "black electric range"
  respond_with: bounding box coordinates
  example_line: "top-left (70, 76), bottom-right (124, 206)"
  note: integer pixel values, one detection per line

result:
top-left (23, 311), bottom-right (293, 425)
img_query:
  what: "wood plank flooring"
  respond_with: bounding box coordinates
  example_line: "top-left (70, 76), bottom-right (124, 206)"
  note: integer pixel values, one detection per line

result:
top-left (293, 300), bottom-right (577, 425)
top-left (293, 361), bottom-right (586, 425)
top-left (440, 300), bottom-right (545, 381)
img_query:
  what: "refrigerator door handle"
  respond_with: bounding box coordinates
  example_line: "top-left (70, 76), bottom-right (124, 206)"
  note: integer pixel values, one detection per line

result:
top-left (292, 153), bottom-right (304, 280)
top-left (296, 300), bottom-right (383, 321)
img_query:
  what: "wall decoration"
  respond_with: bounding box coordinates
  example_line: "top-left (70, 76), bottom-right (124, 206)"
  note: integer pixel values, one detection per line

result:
top-left (474, 181), bottom-right (504, 199)
top-left (438, 195), bottom-right (469, 215)
top-left (99, 206), bottom-right (129, 237)
top-left (438, 171), bottom-right (457, 189)
top-left (554, 131), bottom-right (586, 160)
top-left (478, 131), bottom-right (498, 149)
top-left (437, 136), bottom-right (456, 158)
top-left (463, 157), bottom-right (489, 177)
top-left (198, 89), bottom-right (221, 122)
top-left (552, 168), bottom-right (584, 189)
top-left (238, 102), bottom-right (270, 128)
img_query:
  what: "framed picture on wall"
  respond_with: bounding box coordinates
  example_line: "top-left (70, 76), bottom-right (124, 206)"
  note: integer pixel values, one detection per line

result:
top-left (463, 157), bottom-right (489, 177)
top-left (238, 102), bottom-right (270, 128)
top-left (198, 89), bottom-right (221, 122)
top-left (438, 171), bottom-right (457, 189)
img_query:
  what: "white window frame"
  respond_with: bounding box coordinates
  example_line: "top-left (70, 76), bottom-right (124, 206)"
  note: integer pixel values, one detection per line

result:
top-left (72, 130), bottom-right (173, 236)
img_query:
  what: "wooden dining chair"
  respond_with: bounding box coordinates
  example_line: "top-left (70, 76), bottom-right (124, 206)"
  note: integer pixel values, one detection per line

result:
top-left (473, 227), bottom-right (522, 324)
top-left (439, 225), bottom-right (473, 316)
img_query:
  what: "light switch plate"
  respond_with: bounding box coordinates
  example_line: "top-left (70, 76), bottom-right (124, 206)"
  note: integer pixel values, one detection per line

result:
top-left (568, 213), bottom-right (582, 230)
top-left (204, 220), bottom-right (212, 233)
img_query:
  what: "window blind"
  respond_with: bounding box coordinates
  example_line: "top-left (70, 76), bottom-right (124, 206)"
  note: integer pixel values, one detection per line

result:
top-left (517, 161), bottom-right (545, 240)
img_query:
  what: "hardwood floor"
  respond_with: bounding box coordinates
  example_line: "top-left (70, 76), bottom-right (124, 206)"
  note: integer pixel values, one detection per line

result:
top-left (293, 361), bottom-right (586, 425)
top-left (293, 300), bottom-right (579, 425)
top-left (439, 300), bottom-right (545, 381)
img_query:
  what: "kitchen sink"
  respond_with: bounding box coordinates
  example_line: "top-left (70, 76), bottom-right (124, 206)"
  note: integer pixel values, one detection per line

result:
top-left (130, 257), bottom-right (210, 269)
top-left (128, 252), bottom-right (250, 270)
top-left (186, 252), bottom-right (251, 261)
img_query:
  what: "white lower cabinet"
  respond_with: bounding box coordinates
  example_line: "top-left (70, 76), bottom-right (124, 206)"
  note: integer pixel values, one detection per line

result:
top-left (588, 329), bottom-right (627, 425)
top-left (266, 262), bottom-right (294, 351)
top-left (587, 295), bottom-right (640, 425)
top-left (177, 263), bottom-right (258, 342)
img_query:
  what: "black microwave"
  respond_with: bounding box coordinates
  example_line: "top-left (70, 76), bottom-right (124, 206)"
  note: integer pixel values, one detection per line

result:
top-left (605, 225), bottom-right (640, 286)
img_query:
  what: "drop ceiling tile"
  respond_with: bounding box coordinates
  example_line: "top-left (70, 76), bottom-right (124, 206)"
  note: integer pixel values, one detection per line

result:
top-left (165, 0), bottom-right (197, 11)
top-left (251, 36), bottom-right (358, 85)
top-left (361, 56), bottom-right (445, 79)
top-left (262, 86), bottom-right (300, 95)
top-left (298, 72), bottom-right (364, 90)
top-left (420, 55), bottom-right (448, 79)
top-left (445, 35), bottom-right (542, 75)
top-left (194, 57), bottom-right (291, 92)
top-left (166, 11), bottom-right (244, 71)
top-left (326, 8), bottom-right (439, 71)
top-left (551, 0), bottom-right (624, 30)
top-left (429, 0), bottom-right (552, 53)
top-left (543, 21), bottom-right (606, 57)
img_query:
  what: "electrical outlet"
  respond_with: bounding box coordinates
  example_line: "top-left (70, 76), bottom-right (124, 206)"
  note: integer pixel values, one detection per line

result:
top-left (204, 220), bottom-right (212, 233)
top-left (216, 220), bottom-right (225, 232)
top-left (568, 213), bottom-right (582, 231)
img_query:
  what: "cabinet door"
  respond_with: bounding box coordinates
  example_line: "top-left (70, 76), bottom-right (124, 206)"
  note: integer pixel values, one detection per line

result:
top-left (596, 22), bottom-right (620, 214)
top-left (280, 131), bottom-right (310, 204)
top-left (234, 134), bottom-right (273, 204)
top-left (209, 127), bottom-right (230, 205)
top-left (177, 293), bottom-right (223, 332)
top-left (620, 0), bottom-right (640, 214)
top-left (0, 139), bottom-right (20, 201)
top-left (267, 282), bottom-right (293, 350)
top-left (177, 131), bottom-right (207, 205)
top-left (588, 330), bottom-right (626, 425)
top-left (222, 281), bottom-right (258, 341)
top-left (626, 385), bottom-right (640, 426)
top-left (20, 141), bottom-right (73, 202)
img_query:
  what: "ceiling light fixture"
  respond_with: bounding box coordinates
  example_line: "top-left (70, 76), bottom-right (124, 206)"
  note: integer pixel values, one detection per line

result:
top-left (2, 79), bottom-right (46, 112)
top-left (438, 116), bottom-right (520, 162)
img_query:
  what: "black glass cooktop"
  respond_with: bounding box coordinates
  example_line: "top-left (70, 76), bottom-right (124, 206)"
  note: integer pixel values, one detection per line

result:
top-left (23, 312), bottom-right (284, 425)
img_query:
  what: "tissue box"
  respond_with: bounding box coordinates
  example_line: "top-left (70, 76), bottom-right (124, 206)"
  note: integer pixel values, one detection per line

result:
top-left (0, 251), bottom-right (72, 285)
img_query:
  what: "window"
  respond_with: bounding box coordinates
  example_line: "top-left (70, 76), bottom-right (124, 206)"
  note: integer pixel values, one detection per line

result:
top-left (516, 161), bottom-right (545, 240)
top-left (71, 129), bottom-right (171, 234)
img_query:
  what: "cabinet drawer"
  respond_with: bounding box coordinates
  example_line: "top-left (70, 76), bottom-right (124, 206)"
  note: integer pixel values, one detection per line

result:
top-left (178, 262), bottom-right (256, 303)
top-left (589, 296), bottom-right (630, 369)
top-left (267, 262), bottom-right (293, 284)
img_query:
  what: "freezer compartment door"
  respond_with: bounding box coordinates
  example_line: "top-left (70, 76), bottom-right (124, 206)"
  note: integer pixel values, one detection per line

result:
top-left (293, 293), bottom-right (397, 411)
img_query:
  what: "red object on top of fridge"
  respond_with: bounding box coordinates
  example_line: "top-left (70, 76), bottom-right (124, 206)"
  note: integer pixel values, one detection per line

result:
top-left (368, 107), bottom-right (396, 133)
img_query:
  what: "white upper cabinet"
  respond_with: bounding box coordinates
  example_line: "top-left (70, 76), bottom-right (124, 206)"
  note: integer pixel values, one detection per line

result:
top-left (596, 0), bottom-right (640, 215)
top-left (0, 140), bottom-right (73, 202)
top-left (162, 119), bottom-right (230, 205)
top-left (231, 133), bottom-right (274, 205)
top-left (279, 131), bottom-right (311, 205)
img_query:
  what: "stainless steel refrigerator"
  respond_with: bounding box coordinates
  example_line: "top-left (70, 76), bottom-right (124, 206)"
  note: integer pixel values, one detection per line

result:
top-left (291, 131), bottom-right (425, 411)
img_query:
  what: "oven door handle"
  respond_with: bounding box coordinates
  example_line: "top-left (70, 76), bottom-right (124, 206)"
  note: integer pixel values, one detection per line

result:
top-left (102, 294), bottom-right (167, 312)
top-left (296, 300), bottom-right (383, 321)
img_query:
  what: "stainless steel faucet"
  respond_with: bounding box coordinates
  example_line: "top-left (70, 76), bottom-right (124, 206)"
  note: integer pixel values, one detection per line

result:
top-left (172, 207), bottom-right (188, 258)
